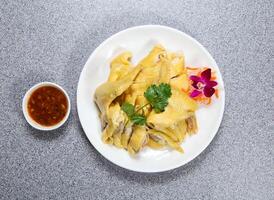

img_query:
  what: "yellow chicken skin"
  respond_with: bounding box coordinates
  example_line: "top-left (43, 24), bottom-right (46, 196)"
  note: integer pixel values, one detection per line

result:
top-left (94, 45), bottom-right (199, 155)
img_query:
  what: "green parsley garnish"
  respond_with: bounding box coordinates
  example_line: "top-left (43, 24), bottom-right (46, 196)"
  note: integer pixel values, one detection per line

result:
top-left (121, 102), bottom-right (135, 117)
top-left (130, 114), bottom-right (146, 125)
top-left (121, 83), bottom-right (172, 125)
top-left (121, 103), bottom-right (146, 125)
top-left (144, 83), bottom-right (172, 113)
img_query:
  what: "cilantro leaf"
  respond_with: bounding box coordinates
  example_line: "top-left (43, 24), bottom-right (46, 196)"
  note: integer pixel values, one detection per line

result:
top-left (131, 114), bottom-right (146, 125)
top-left (143, 84), bottom-right (158, 103)
top-left (121, 83), bottom-right (172, 126)
top-left (152, 101), bottom-right (168, 113)
top-left (144, 83), bottom-right (172, 113)
top-left (121, 102), bottom-right (135, 117)
top-left (158, 83), bottom-right (172, 98)
top-left (121, 102), bottom-right (146, 125)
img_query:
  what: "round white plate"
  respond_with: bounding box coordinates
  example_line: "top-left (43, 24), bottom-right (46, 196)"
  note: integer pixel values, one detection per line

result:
top-left (77, 25), bottom-right (225, 173)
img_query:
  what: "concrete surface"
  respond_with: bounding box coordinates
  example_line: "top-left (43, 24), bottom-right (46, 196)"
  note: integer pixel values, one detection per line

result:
top-left (0, 0), bottom-right (273, 199)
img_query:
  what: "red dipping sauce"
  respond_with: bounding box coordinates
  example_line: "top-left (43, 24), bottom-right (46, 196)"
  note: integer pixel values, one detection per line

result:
top-left (27, 86), bottom-right (68, 126)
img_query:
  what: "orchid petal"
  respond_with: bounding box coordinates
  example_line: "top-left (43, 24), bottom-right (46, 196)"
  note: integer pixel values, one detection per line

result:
top-left (189, 75), bottom-right (202, 82)
top-left (206, 80), bottom-right (218, 87)
top-left (201, 68), bottom-right (211, 81)
top-left (190, 90), bottom-right (202, 98)
top-left (203, 86), bottom-right (215, 97)
top-left (191, 81), bottom-right (199, 89)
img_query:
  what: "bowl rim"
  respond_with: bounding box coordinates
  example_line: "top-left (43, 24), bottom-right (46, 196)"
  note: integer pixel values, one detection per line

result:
top-left (22, 82), bottom-right (71, 131)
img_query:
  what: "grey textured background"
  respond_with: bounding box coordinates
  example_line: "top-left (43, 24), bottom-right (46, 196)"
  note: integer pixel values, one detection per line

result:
top-left (0, 0), bottom-right (273, 199)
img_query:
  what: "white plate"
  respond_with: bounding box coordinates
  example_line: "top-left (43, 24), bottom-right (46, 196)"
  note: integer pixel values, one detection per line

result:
top-left (77, 25), bottom-right (225, 173)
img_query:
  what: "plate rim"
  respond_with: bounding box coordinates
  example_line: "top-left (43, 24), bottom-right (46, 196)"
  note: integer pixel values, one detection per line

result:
top-left (77, 25), bottom-right (225, 173)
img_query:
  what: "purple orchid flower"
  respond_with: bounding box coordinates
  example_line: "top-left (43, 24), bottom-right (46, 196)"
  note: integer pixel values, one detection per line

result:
top-left (189, 68), bottom-right (218, 98)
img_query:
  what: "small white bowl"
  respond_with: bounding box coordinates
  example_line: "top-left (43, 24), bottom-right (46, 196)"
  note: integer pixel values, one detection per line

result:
top-left (22, 82), bottom-right (71, 131)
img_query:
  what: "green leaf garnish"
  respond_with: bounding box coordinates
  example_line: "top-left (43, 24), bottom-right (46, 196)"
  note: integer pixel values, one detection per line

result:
top-left (144, 83), bottom-right (172, 113)
top-left (121, 102), bottom-right (135, 117)
top-left (131, 114), bottom-right (146, 125)
top-left (121, 103), bottom-right (146, 125)
top-left (121, 83), bottom-right (172, 126)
